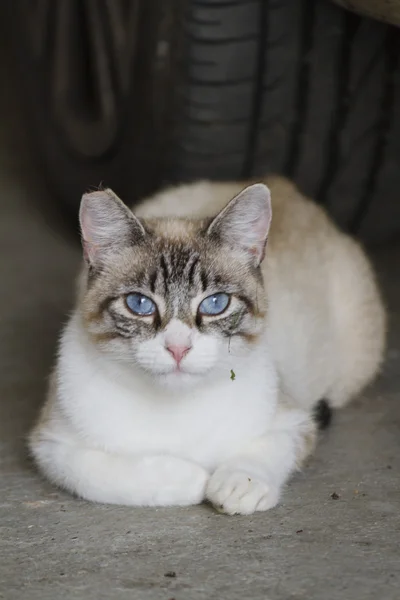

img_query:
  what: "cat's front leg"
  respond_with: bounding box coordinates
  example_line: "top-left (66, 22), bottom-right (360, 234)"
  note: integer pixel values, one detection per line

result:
top-left (206, 406), bottom-right (316, 515)
top-left (30, 435), bottom-right (209, 506)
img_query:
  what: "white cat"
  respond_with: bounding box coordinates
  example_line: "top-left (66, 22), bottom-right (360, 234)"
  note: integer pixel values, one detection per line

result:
top-left (29, 177), bottom-right (386, 514)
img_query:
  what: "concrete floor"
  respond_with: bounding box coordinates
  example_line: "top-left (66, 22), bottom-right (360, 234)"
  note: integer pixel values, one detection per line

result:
top-left (0, 59), bottom-right (399, 600)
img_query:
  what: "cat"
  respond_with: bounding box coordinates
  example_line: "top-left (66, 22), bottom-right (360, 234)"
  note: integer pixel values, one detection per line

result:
top-left (29, 176), bottom-right (386, 515)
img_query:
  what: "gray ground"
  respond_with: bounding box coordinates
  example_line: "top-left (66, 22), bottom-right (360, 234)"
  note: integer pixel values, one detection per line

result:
top-left (0, 56), bottom-right (399, 600)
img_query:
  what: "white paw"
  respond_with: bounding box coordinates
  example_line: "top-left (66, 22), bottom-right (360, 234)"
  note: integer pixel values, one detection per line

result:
top-left (206, 468), bottom-right (280, 515)
top-left (142, 456), bottom-right (209, 507)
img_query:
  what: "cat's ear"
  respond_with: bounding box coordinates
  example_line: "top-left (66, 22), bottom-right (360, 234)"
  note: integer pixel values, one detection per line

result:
top-left (79, 189), bottom-right (146, 267)
top-left (207, 183), bottom-right (272, 265)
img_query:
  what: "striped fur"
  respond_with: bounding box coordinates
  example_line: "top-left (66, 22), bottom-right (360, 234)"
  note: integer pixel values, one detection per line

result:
top-left (81, 216), bottom-right (267, 361)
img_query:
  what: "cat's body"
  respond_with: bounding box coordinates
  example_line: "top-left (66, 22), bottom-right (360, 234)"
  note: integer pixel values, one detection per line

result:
top-left (30, 177), bottom-right (386, 514)
top-left (135, 177), bottom-right (385, 409)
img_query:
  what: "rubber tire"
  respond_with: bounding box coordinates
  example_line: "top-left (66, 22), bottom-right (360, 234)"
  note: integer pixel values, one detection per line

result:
top-left (168, 0), bottom-right (400, 243)
top-left (8, 0), bottom-right (400, 243)
top-left (6, 1), bottom-right (170, 211)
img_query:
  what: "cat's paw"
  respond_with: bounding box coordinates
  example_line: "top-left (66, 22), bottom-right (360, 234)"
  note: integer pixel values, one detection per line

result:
top-left (206, 468), bottom-right (280, 515)
top-left (143, 456), bottom-right (209, 507)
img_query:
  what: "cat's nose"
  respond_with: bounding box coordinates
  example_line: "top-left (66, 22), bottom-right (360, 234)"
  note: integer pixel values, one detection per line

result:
top-left (165, 344), bottom-right (192, 365)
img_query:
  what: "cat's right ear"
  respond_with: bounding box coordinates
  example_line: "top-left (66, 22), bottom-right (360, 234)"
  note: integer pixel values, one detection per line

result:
top-left (79, 189), bottom-right (146, 267)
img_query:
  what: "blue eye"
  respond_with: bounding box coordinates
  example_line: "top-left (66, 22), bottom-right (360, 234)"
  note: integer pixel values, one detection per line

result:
top-left (126, 293), bottom-right (156, 316)
top-left (199, 293), bottom-right (230, 316)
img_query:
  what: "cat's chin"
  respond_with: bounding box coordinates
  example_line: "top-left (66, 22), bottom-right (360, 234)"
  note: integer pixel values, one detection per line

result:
top-left (150, 369), bottom-right (209, 391)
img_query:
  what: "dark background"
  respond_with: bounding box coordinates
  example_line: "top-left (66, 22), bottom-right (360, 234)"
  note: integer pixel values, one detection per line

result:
top-left (3, 0), bottom-right (400, 244)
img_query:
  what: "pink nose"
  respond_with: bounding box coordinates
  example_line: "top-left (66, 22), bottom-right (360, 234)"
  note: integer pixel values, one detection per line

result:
top-left (166, 344), bottom-right (191, 365)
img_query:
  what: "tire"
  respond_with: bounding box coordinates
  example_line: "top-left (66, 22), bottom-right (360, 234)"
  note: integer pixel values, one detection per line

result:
top-left (169, 0), bottom-right (400, 243)
top-left (7, 0), bottom-right (172, 211)
top-left (8, 0), bottom-right (400, 243)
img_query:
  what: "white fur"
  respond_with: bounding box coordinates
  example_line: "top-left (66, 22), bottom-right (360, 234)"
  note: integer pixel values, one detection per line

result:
top-left (32, 313), bottom-right (283, 511)
top-left (29, 178), bottom-right (386, 514)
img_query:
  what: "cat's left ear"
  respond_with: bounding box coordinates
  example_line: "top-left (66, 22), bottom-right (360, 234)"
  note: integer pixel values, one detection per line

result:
top-left (207, 183), bottom-right (272, 266)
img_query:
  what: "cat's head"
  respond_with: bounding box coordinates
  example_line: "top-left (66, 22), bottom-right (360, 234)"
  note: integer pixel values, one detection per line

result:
top-left (78, 184), bottom-right (272, 390)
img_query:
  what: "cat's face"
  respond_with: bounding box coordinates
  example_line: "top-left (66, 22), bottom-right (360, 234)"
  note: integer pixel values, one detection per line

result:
top-left (79, 185), bottom-right (271, 390)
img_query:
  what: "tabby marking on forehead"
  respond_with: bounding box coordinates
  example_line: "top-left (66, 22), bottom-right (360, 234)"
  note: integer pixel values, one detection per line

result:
top-left (81, 216), bottom-right (267, 353)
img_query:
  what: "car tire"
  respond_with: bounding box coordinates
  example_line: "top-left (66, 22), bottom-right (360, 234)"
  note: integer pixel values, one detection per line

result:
top-left (9, 0), bottom-right (400, 243)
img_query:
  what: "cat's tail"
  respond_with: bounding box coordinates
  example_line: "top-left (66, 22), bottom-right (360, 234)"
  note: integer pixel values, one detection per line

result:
top-left (313, 399), bottom-right (333, 430)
